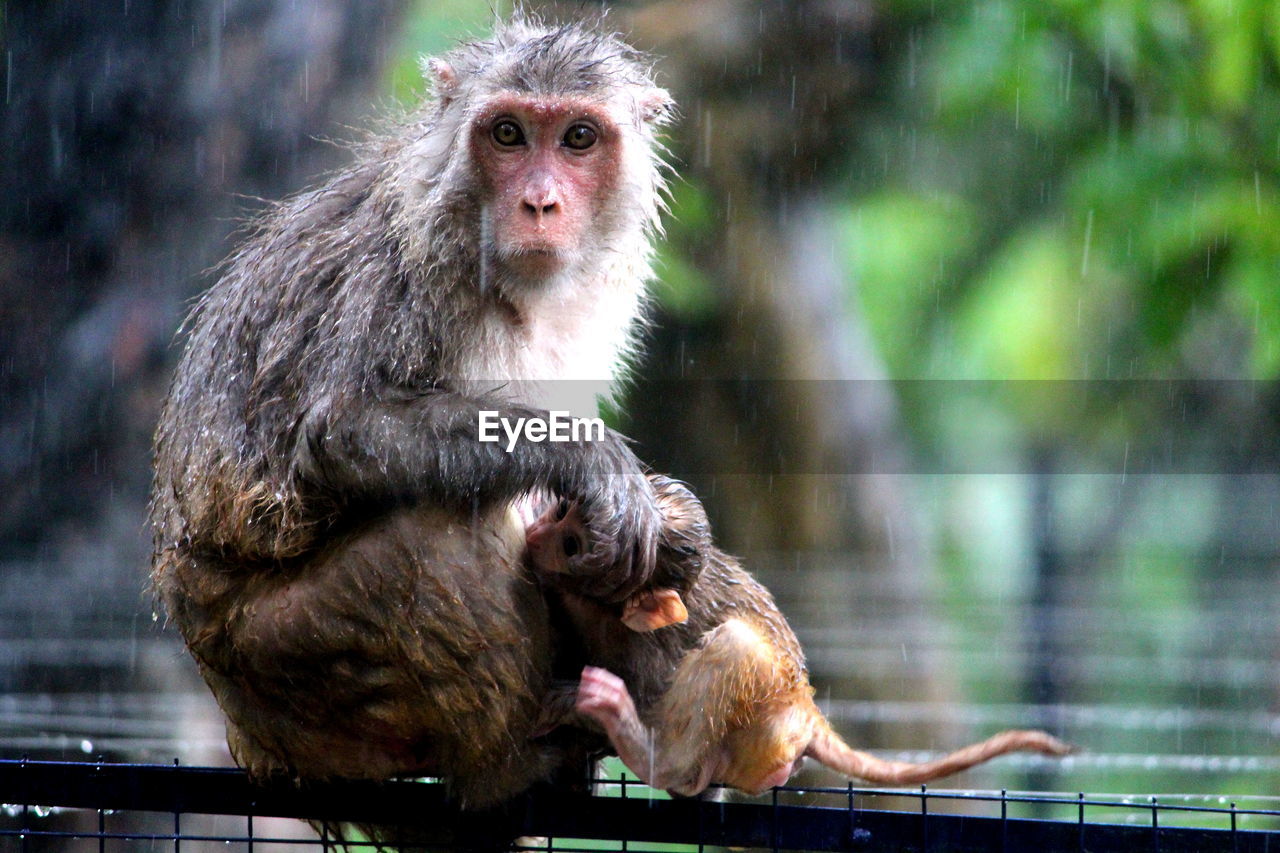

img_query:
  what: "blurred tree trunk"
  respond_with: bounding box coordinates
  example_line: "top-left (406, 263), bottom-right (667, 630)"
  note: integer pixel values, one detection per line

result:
top-left (0, 0), bottom-right (405, 704)
top-left (620, 0), bottom-right (907, 542)
top-left (0, 0), bottom-right (405, 579)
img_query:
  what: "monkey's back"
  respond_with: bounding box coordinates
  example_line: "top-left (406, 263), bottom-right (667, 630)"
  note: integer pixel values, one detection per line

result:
top-left (683, 551), bottom-right (808, 681)
top-left (149, 153), bottom-right (427, 565)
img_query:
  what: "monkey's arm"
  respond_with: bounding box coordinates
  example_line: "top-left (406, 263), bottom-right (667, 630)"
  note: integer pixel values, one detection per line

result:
top-left (296, 388), bottom-right (660, 597)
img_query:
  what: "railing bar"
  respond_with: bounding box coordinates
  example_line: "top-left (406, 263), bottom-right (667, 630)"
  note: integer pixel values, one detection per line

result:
top-left (14, 759), bottom-right (1280, 815)
top-left (848, 781), bottom-right (855, 850)
top-left (2, 816), bottom-right (1279, 848)
top-left (0, 829), bottom-right (335, 844)
top-left (96, 755), bottom-right (106, 853)
top-left (20, 755), bottom-right (28, 853)
top-left (1151, 796), bottom-right (1159, 853)
top-left (620, 770), bottom-right (627, 853)
top-left (1000, 788), bottom-right (1008, 853)
top-left (5, 758), bottom-right (1280, 851)
top-left (173, 758), bottom-right (181, 853)
top-left (920, 784), bottom-right (928, 851)
top-left (1078, 792), bottom-right (1085, 853)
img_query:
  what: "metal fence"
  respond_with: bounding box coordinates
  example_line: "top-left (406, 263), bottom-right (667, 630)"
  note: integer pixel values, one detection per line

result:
top-left (0, 758), bottom-right (1277, 851)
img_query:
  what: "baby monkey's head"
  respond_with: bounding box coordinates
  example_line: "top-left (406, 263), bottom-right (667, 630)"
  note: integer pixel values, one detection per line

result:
top-left (526, 474), bottom-right (709, 631)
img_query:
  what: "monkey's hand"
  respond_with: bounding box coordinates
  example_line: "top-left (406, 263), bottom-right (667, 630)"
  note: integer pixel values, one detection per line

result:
top-left (556, 455), bottom-right (664, 601)
top-left (526, 492), bottom-right (671, 605)
top-left (575, 667), bottom-right (643, 746)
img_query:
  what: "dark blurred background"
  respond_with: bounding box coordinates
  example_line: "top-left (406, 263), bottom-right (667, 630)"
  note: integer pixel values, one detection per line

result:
top-left (1, 0), bottom-right (1278, 833)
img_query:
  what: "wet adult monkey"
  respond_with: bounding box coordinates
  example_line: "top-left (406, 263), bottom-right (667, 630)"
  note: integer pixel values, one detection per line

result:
top-left (149, 18), bottom-right (672, 807)
top-left (529, 479), bottom-right (1073, 797)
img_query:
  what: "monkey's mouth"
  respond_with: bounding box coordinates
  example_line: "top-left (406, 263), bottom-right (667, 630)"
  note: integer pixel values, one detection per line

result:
top-left (502, 235), bottom-right (574, 260)
top-left (509, 244), bottom-right (563, 260)
top-left (503, 245), bottom-right (572, 278)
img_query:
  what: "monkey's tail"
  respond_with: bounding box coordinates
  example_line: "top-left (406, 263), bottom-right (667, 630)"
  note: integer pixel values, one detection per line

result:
top-left (806, 722), bottom-right (1073, 786)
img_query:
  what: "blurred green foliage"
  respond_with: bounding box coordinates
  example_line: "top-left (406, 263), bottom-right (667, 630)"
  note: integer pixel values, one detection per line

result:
top-left (833, 1), bottom-right (1280, 800)
top-left (388, 0), bottom-right (507, 104)
top-left (652, 181), bottom-right (720, 322)
top-left (847, 0), bottom-right (1280, 380)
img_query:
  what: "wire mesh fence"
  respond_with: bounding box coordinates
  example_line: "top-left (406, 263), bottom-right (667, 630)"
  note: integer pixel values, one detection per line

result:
top-left (0, 758), bottom-right (1277, 852)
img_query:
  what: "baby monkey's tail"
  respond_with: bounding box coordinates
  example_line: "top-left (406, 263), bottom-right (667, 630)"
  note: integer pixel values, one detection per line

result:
top-left (807, 723), bottom-right (1073, 786)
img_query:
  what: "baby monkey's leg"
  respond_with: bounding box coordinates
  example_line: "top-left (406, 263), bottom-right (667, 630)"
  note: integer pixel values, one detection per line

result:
top-left (576, 666), bottom-right (725, 796)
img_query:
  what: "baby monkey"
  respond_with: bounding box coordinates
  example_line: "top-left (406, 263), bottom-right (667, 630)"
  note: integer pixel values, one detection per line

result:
top-left (527, 477), bottom-right (1072, 797)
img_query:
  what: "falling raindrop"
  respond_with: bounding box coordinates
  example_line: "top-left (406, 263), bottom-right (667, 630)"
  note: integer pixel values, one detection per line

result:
top-left (1081, 209), bottom-right (1094, 277)
top-left (479, 205), bottom-right (493, 294)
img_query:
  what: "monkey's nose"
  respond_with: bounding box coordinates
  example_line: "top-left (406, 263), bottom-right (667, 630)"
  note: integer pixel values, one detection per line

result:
top-left (521, 177), bottom-right (560, 222)
top-left (522, 196), bottom-right (559, 221)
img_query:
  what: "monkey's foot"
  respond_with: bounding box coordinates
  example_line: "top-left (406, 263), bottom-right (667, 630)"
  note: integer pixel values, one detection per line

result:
top-left (576, 666), bottom-right (660, 788)
top-left (575, 666), bottom-right (635, 732)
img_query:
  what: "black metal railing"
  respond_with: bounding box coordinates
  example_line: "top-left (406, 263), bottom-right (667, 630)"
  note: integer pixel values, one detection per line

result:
top-left (0, 758), bottom-right (1277, 851)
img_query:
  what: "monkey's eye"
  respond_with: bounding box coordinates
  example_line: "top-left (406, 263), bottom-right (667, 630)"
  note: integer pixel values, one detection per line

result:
top-left (492, 119), bottom-right (525, 147)
top-left (562, 534), bottom-right (581, 558)
top-left (562, 124), bottom-right (598, 151)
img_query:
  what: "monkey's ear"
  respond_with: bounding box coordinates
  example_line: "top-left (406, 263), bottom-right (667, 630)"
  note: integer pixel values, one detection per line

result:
top-left (421, 57), bottom-right (460, 104)
top-left (638, 87), bottom-right (675, 126)
top-left (621, 588), bottom-right (688, 632)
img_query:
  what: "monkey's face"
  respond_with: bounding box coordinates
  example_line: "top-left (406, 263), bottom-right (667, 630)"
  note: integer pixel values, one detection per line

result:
top-left (525, 498), bottom-right (586, 577)
top-left (471, 96), bottom-right (622, 278)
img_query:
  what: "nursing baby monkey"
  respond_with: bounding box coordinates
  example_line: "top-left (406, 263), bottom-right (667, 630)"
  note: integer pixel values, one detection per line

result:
top-left (527, 476), bottom-right (1073, 796)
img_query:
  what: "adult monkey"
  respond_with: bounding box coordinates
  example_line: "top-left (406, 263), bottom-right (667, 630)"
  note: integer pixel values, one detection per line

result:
top-left (149, 17), bottom-right (673, 807)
